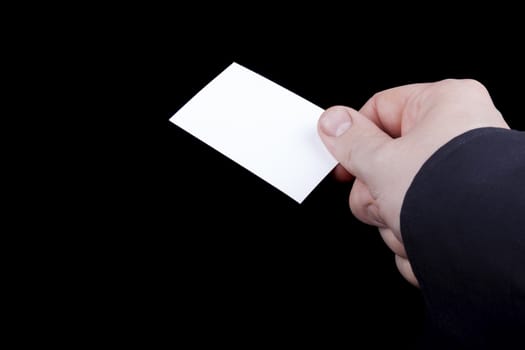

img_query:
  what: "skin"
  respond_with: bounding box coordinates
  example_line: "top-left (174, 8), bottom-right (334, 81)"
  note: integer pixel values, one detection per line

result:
top-left (317, 79), bottom-right (509, 287)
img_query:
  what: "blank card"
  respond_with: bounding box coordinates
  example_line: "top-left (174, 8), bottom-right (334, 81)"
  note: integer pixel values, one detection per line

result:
top-left (170, 62), bottom-right (337, 203)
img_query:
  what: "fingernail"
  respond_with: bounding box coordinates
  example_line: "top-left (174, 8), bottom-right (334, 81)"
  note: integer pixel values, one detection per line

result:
top-left (320, 107), bottom-right (352, 137)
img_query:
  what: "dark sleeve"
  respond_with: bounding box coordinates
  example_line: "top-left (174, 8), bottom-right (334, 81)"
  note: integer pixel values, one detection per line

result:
top-left (400, 127), bottom-right (525, 349)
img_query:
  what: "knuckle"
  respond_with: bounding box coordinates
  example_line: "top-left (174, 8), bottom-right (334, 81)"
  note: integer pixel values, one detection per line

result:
top-left (440, 78), bottom-right (488, 96)
top-left (349, 184), bottom-right (365, 212)
top-left (349, 183), bottom-right (370, 221)
top-left (460, 78), bottom-right (487, 91)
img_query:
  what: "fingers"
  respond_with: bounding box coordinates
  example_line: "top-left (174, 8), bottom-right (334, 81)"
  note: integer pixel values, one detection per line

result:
top-left (378, 227), bottom-right (406, 258)
top-left (333, 164), bottom-right (354, 182)
top-left (359, 83), bottom-right (430, 137)
top-left (382, 229), bottom-right (414, 287)
top-left (395, 254), bottom-right (419, 288)
top-left (349, 179), bottom-right (385, 227)
top-left (318, 106), bottom-right (392, 188)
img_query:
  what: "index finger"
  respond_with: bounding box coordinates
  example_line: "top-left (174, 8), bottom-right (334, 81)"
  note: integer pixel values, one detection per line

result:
top-left (359, 83), bottom-right (431, 137)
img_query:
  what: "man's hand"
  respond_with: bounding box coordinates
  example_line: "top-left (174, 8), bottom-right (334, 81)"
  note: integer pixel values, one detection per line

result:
top-left (318, 79), bottom-right (508, 286)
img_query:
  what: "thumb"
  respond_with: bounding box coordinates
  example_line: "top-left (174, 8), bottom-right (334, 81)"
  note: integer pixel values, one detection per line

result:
top-left (318, 106), bottom-right (392, 185)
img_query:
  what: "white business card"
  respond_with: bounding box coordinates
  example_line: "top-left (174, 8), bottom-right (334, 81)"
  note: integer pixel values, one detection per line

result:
top-left (170, 62), bottom-right (336, 203)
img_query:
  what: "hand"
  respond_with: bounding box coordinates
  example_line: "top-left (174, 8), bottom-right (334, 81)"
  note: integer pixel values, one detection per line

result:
top-left (318, 79), bottom-right (508, 286)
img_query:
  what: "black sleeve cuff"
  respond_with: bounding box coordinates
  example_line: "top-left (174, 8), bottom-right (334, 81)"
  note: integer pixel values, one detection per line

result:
top-left (400, 127), bottom-right (525, 347)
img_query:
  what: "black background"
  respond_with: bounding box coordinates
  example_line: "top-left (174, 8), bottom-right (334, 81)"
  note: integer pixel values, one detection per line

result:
top-left (75, 11), bottom-right (525, 347)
